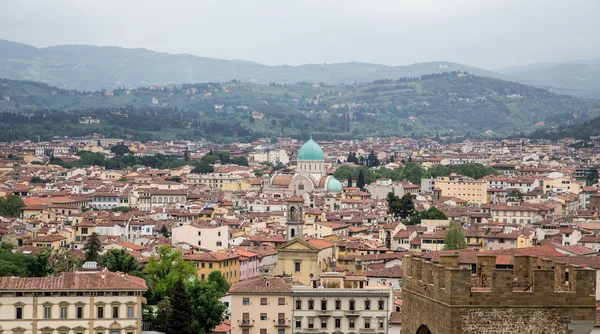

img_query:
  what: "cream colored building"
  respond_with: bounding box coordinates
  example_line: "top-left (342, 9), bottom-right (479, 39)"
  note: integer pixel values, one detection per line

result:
top-left (0, 269), bottom-right (147, 334)
top-left (434, 174), bottom-right (488, 204)
top-left (541, 174), bottom-right (582, 195)
top-left (172, 222), bottom-right (229, 252)
top-left (272, 238), bottom-right (334, 286)
top-left (229, 277), bottom-right (294, 334)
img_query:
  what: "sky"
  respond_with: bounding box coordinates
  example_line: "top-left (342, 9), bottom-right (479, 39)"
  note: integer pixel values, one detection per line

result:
top-left (1, 0), bottom-right (599, 70)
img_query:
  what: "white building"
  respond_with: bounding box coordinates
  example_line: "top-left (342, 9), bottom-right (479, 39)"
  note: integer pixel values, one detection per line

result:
top-left (171, 222), bottom-right (229, 252)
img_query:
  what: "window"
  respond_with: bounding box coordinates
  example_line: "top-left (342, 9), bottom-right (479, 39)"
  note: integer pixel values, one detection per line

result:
top-left (379, 319), bottom-right (385, 329)
top-left (279, 297), bottom-right (286, 305)
top-left (217, 241), bottom-right (223, 247)
top-left (127, 306), bottom-right (134, 318)
top-left (278, 329), bottom-right (285, 334)
top-left (321, 319), bottom-right (327, 328)
top-left (365, 318), bottom-right (371, 329)
top-left (60, 306), bottom-right (68, 319)
top-left (349, 300), bottom-right (355, 310)
top-left (365, 300), bottom-right (370, 310)
top-left (296, 319), bottom-right (302, 328)
top-left (243, 298), bottom-right (250, 306)
top-left (218, 231), bottom-right (222, 236)
top-left (335, 300), bottom-right (341, 310)
top-left (335, 318), bottom-right (341, 328)
top-left (349, 319), bottom-right (355, 328)
top-left (198, 231), bottom-right (201, 236)
top-left (378, 300), bottom-right (385, 310)
top-left (260, 313), bottom-right (267, 320)
top-left (260, 329), bottom-right (267, 334)
top-left (201, 262), bottom-right (205, 268)
top-left (16, 306), bottom-right (23, 319)
top-left (112, 306), bottom-right (119, 318)
top-left (321, 300), bottom-right (327, 310)
top-left (209, 263), bottom-right (213, 269)
top-left (261, 298), bottom-right (267, 305)
top-left (243, 330), bottom-right (250, 334)
top-left (201, 274), bottom-right (206, 279)
top-left (294, 261), bottom-right (301, 272)
top-left (296, 299), bottom-right (302, 310)
top-left (44, 306), bottom-right (52, 319)
top-left (97, 306), bottom-right (104, 318)
top-left (308, 318), bottom-right (314, 329)
top-left (308, 300), bottom-right (314, 310)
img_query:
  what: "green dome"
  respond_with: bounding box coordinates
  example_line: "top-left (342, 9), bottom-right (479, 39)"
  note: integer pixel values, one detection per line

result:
top-left (326, 177), bottom-right (343, 192)
top-left (297, 137), bottom-right (324, 161)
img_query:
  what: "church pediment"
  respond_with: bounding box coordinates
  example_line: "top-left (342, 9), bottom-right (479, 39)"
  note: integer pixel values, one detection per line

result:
top-left (278, 237), bottom-right (320, 252)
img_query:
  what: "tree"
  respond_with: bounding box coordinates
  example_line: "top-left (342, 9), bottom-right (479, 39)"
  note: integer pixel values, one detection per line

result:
top-left (387, 193), bottom-right (415, 220)
top-left (183, 148), bottom-right (190, 162)
top-left (231, 156), bottom-right (249, 167)
top-left (84, 232), bottom-right (102, 262)
top-left (189, 277), bottom-right (228, 334)
top-left (356, 170), bottom-right (366, 189)
top-left (419, 207), bottom-right (448, 220)
top-left (0, 195), bottom-right (25, 217)
top-left (159, 225), bottom-right (171, 238)
top-left (110, 143), bottom-right (131, 156)
top-left (347, 175), bottom-right (352, 187)
top-left (586, 168), bottom-right (599, 186)
top-left (99, 249), bottom-right (143, 276)
top-left (192, 163), bottom-right (214, 174)
top-left (166, 279), bottom-right (198, 334)
top-left (50, 248), bottom-right (80, 275)
top-left (145, 246), bottom-right (197, 304)
top-left (154, 297), bottom-right (173, 333)
top-left (444, 221), bottom-right (467, 250)
top-left (208, 270), bottom-right (231, 295)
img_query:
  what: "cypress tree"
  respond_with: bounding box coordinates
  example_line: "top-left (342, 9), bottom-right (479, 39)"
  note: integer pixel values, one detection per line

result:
top-left (167, 279), bottom-right (197, 334)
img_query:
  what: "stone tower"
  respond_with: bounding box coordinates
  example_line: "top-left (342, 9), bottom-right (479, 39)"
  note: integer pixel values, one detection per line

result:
top-left (286, 196), bottom-right (304, 240)
top-left (402, 253), bottom-right (596, 334)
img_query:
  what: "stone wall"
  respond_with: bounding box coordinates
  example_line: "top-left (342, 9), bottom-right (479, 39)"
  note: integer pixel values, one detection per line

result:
top-left (402, 254), bottom-right (597, 334)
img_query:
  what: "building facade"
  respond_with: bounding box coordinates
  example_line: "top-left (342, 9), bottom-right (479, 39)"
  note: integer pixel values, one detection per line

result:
top-left (0, 269), bottom-right (147, 334)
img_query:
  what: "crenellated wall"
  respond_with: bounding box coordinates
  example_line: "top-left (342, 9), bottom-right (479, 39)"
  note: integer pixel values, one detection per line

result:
top-left (402, 253), bottom-right (597, 334)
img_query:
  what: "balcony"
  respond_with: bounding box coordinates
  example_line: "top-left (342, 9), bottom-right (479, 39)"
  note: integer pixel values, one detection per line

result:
top-left (239, 320), bottom-right (254, 327)
top-left (345, 310), bottom-right (359, 317)
top-left (302, 328), bottom-right (319, 332)
top-left (317, 310), bottom-right (331, 317)
top-left (274, 319), bottom-right (289, 327)
top-left (360, 329), bottom-right (375, 333)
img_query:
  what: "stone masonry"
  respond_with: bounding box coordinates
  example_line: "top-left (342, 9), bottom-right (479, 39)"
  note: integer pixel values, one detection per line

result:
top-left (402, 253), bottom-right (597, 334)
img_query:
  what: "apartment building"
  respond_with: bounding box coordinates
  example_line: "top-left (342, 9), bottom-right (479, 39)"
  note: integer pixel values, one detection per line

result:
top-left (292, 273), bottom-right (392, 334)
top-left (434, 174), bottom-right (488, 205)
top-left (172, 222), bottom-right (229, 252)
top-left (0, 268), bottom-right (147, 334)
top-left (230, 277), bottom-right (294, 334)
top-left (184, 251), bottom-right (240, 284)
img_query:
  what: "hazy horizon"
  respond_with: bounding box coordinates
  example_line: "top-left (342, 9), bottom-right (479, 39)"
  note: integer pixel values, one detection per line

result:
top-left (2, 0), bottom-right (600, 70)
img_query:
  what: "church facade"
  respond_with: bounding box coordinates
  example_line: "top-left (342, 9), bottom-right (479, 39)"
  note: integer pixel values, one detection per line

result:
top-left (264, 137), bottom-right (342, 195)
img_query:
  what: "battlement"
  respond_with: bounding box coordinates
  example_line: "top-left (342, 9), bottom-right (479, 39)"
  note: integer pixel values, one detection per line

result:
top-left (402, 253), bottom-right (596, 307)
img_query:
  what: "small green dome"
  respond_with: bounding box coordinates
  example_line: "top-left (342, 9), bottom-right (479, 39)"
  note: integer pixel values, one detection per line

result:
top-left (297, 136), bottom-right (324, 161)
top-left (326, 177), bottom-right (343, 192)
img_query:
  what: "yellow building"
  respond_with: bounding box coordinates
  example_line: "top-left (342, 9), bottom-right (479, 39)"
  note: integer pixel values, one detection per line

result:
top-left (184, 251), bottom-right (240, 284)
top-left (434, 174), bottom-right (488, 204)
top-left (272, 238), bottom-right (335, 286)
top-left (221, 180), bottom-right (253, 192)
top-left (541, 175), bottom-right (582, 195)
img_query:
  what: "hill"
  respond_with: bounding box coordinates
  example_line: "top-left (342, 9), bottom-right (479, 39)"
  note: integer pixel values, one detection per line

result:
top-left (530, 115), bottom-right (600, 140)
top-left (1, 72), bottom-right (598, 142)
top-left (0, 39), bottom-right (498, 91)
top-left (499, 58), bottom-right (600, 99)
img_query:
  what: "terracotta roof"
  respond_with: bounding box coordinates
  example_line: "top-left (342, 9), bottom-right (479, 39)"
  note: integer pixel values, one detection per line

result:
top-left (229, 277), bottom-right (293, 294)
top-left (0, 271), bottom-right (147, 291)
top-left (184, 251), bottom-right (239, 262)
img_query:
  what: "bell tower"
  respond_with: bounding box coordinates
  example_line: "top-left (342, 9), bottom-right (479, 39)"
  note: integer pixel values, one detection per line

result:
top-left (286, 196), bottom-right (304, 240)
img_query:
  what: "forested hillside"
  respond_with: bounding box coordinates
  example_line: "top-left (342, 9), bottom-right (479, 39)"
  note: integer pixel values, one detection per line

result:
top-left (1, 72), bottom-right (597, 143)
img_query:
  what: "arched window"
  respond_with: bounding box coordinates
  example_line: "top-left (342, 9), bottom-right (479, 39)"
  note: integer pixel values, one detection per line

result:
top-left (290, 228), bottom-right (296, 238)
top-left (298, 183), bottom-right (305, 190)
top-left (158, 197), bottom-right (163, 203)
top-left (169, 197), bottom-right (174, 203)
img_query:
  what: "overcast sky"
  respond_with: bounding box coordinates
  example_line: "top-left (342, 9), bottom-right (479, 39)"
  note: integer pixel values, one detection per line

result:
top-left (2, 0), bottom-right (599, 70)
